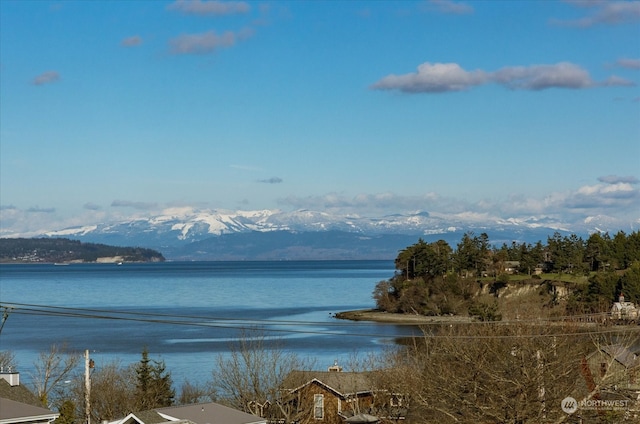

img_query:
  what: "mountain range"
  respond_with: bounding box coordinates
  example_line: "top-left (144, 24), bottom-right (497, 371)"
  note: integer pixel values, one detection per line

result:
top-left (27, 207), bottom-right (607, 261)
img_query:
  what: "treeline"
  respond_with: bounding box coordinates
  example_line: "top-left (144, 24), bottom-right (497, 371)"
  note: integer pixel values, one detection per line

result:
top-left (5, 326), bottom-right (637, 424)
top-left (374, 230), bottom-right (640, 317)
top-left (0, 238), bottom-right (165, 263)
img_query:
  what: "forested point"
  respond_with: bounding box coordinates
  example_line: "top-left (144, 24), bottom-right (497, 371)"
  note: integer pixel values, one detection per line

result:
top-left (374, 230), bottom-right (640, 320)
top-left (0, 237), bottom-right (165, 263)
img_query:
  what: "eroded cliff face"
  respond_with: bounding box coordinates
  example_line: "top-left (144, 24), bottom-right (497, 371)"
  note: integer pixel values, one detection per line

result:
top-left (95, 256), bottom-right (124, 263)
top-left (473, 279), bottom-right (577, 321)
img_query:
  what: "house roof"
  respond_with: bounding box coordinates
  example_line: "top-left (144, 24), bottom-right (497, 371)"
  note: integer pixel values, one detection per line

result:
top-left (113, 411), bottom-right (167, 424)
top-left (156, 402), bottom-right (267, 424)
top-left (156, 402), bottom-right (266, 424)
top-left (0, 380), bottom-right (41, 407)
top-left (592, 344), bottom-right (640, 368)
top-left (282, 371), bottom-right (375, 398)
top-left (112, 403), bottom-right (266, 424)
top-left (0, 397), bottom-right (59, 424)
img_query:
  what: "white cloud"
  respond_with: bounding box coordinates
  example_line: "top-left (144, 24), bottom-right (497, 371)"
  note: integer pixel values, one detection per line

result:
top-left (600, 75), bottom-right (636, 87)
top-left (372, 61), bottom-right (633, 94)
top-left (371, 62), bottom-right (487, 93)
top-left (2, 177), bottom-right (637, 237)
top-left (616, 58), bottom-right (640, 69)
top-left (554, 0), bottom-right (640, 27)
top-left (598, 175), bottom-right (639, 184)
top-left (554, 176), bottom-right (640, 212)
top-left (167, 0), bottom-right (250, 15)
top-left (169, 28), bottom-right (253, 55)
top-left (32, 71), bottom-right (60, 86)
top-left (492, 62), bottom-right (593, 90)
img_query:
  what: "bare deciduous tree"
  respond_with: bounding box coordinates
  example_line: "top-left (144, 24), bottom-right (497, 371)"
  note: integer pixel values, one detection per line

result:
top-left (30, 344), bottom-right (80, 407)
top-left (177, 380), bottom-right (216, 405)
top-left (377, 322), bottom-right (616, 423)
top-left (86, 361), bottom-right (137, 422)
top-left (0, 350), bottom-right (17, 370)
top-left (210, 328), bottom-right (316, 422)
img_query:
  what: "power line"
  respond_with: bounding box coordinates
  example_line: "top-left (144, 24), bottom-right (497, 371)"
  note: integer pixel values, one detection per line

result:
top-left (1, 301), bottom-right (637, 339)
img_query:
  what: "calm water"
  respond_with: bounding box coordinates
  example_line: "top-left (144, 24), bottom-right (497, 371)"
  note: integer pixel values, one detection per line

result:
top-left (0, 261), bottom-right (419, 387)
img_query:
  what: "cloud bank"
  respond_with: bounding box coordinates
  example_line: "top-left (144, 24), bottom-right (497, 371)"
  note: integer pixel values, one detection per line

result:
top-left (371, 61), bottom-right (635, 94)
top-left (1, 177), bottom-right (637, 237)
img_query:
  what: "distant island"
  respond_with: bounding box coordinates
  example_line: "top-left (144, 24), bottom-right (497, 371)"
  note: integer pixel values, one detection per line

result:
top-left (0, 237), bottom-right (165, 264)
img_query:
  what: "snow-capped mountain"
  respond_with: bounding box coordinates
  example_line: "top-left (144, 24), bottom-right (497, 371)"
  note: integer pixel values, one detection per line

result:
top-left (30, 207), bottom-right (599, 260)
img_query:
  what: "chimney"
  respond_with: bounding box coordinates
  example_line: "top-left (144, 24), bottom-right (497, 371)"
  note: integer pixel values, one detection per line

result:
top-left (0, 368), bottom-right (20, 386)
top-left (620, 293), bottom-right (625, 303)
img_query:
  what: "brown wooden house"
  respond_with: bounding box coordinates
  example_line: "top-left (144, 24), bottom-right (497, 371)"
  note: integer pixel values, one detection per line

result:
top-left (277, 365), bottom-right (405, 424)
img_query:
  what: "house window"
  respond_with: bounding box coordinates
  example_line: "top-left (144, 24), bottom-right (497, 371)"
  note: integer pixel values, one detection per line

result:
top-left (390, 394), bottom-right (404, 407)
top-left (314, 394), bottom-right (324, 419)
top-left (600, 362), bottom-right (607, 377)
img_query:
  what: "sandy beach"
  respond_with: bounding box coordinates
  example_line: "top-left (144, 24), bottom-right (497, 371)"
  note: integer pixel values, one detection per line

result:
top-left (334, 309), bottom-right (473, 324)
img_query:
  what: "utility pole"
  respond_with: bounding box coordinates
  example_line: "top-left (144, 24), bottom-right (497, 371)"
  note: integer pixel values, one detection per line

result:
top-left (85, 350), bottom-right (94, 424)
top-left (0, 307), bottom-right (10, 335)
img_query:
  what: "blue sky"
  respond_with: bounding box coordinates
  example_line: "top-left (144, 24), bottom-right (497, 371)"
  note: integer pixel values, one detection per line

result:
top-left (1, 0), bottom-right (639, 236)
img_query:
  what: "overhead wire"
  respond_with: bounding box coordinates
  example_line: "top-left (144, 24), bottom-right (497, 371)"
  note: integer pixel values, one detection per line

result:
top-left (1, 301), bottom-right (637, 340)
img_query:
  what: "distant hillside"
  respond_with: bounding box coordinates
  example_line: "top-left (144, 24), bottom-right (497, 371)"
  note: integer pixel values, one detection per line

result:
top-left (0, 238), bottom-right (165, 263)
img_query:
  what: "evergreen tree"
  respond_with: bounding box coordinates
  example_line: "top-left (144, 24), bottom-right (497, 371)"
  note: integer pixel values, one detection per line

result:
top-left (53, 399), bottom-right (76, 424)
top-left (585, 232), bottom-right (610, 272)
top-left (618, 261), bottom-right (640, 303)
top-left (454, 232), bottom-right (488, 277)
top-left (134, 348), bottom-right (174, 410)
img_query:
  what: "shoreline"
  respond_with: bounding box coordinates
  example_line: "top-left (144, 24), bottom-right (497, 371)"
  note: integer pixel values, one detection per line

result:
top-left (334, 309), bottom-right (474, 324)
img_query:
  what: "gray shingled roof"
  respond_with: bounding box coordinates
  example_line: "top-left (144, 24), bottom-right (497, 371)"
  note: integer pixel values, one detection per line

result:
top-left (601, 344), bottom-right (640, 368)
top-left (0, 397), bottom-right (59, 423)
top-left (0, 379), bottom-right (41, 407)
top-left (281, 371), bottom-right (375, 397)
top-left (155, 402), bottom-right (266, 424)
top-left (133, 410), bottom-right (167, 424)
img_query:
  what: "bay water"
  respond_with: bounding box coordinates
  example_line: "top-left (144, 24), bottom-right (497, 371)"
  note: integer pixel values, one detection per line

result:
top-left (0, 261), bottom-right (420, 389)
